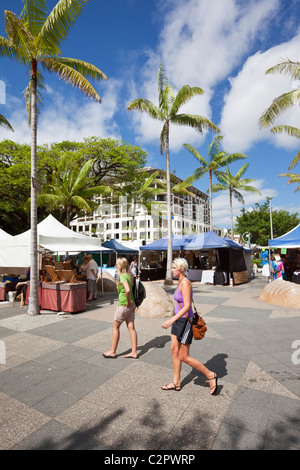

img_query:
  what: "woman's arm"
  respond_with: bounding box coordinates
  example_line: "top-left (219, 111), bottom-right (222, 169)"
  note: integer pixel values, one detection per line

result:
top-left (122, 280), bottom-right (132, 307)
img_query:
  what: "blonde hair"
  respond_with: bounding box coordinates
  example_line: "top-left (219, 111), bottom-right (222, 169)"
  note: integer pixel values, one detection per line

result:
top-left (116, 257), bottom-right (132, 286)
top-left (173, 257), bottom-right (188, 273)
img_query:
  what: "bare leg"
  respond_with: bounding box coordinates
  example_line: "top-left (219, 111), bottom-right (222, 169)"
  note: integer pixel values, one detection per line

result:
top-left (162, 334), bottom-right (182, 390)
top-left (179, 343), bottom-right (217, 394)
top-left (103, 319), bottom-right (122, 357)
top-left (124, 320), bottom-right (138, 358)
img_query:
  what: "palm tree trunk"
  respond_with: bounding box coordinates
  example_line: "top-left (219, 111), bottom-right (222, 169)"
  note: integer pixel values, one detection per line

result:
top-left (27, 59), bottom-right (40, 316)
top-left (229, 187), bottom-right (233, 239)
top-left (209, 170), bottom-right (213, 231)
top-left (165, 120), bottom-right (173, 285)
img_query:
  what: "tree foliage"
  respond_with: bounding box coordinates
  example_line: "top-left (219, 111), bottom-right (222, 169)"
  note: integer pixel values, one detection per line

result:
top-left (235, 201), bottom-right (299, 246)
top-left (0, 137), bottom-right (147, 233)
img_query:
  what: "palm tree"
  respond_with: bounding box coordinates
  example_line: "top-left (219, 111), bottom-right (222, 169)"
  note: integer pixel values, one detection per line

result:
top-left (259, 59), bottom-right (300, 129)
top-left (178, 136), bottom-right (248, 231)
top-left (0, 0), bottom-right (107, 315)
top-left (36, 157), bottom-right (111, 227)
top-left (259, 59), bottom-right (300, 171)
top-left (211, 163), bottom-right (261, 238)
top-left (0, 114), bottom-right (14, 131)
top-left (127, 64), bottom-right (220, 283)
top-left (279, 171), bottom-right (300, 192)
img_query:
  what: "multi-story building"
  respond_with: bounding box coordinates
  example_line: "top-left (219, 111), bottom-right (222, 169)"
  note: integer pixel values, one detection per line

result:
top-left (70, 167), bottom-right (212, 245)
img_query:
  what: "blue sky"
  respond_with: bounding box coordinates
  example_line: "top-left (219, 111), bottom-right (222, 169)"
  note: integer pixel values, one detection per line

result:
top-left (0, 0), bottom-right (299, 232)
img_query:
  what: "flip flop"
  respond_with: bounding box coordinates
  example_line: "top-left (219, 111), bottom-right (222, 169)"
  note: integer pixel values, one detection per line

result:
top-left (161, 382), bottom-right (181, 391)
top-left (208, 373), bottom-right (218, 395)
top-left (123, 355), bottom-right (139, 359)
top-left (102, 353), bottom-right (117, 359)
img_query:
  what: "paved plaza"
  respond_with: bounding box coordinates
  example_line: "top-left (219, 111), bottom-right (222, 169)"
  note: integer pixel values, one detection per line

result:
top-left (0, 274), bottom-right (299, 451)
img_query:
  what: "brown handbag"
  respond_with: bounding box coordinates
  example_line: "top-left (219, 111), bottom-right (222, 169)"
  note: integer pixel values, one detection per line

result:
top-left (177, 300), bottom-right (207, 340)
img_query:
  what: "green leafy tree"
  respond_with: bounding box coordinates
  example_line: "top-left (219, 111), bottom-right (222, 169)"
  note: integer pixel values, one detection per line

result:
top-left (128, 64), bottom-right (220, 283)
top-left (0, 0), bottom-right (107, 315)
top-left (211, 163), bottom-right (261, 238)
top-left (179, 136), bottom-right (248, 230)
top-left (235, 201), bottom-right (299, 246)
top-left (35, 157), bottom-right (111, 227)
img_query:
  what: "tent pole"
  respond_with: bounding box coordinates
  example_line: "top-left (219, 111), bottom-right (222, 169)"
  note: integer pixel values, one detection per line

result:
top-left (100, 250), bottom-right (103, 296)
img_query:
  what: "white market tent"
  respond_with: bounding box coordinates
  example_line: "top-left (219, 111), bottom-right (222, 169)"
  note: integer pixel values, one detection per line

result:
top-left (0, 228), bottom-right (12, 239)
top-left (0, 214), bottom-right (110, 268)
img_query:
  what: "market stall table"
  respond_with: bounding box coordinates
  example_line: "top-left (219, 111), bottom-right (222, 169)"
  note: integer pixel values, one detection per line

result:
top-left (26, 281), bottom-right (87, 313)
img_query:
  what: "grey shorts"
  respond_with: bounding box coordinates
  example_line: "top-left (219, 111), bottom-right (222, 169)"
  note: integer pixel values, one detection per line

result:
top-left (114, 303), bottom-right (136, 323)
top-left (87, 279), bottom-right (96, 292)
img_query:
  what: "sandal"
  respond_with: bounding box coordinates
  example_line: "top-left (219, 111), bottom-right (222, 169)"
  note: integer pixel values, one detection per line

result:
top-left (208, 373), bottom-right (218, 395)
top-left (161, 382), bottom-right (181, 392)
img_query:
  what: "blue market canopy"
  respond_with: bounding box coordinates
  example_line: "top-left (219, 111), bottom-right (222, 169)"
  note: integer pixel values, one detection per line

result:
top-left (102, 239), bottom-right (139, 254)
top-left (223, 236), bottom-right (252, 252)
top-left (140, 234), bottom-right (193, 251)
top-left (186, 232), bottom-right (231, 250)
top-left (269, 224), bottom-right (300, 249)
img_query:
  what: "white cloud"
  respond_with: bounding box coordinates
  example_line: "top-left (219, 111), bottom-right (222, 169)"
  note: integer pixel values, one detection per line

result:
top-left (220, 33), bottom-right (300, 152)
top-left (128, 0), bottom-right (281, 153)
top-left (1, 79), bottom-right (121, 144)
top-left (212, 178), bottom-right (278, 228)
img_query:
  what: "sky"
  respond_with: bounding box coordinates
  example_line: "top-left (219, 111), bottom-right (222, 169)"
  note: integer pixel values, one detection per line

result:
top-left (0, 0), bottom-right (299, 233)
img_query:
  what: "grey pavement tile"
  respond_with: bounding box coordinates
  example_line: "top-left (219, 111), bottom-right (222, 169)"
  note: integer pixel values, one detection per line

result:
top-left (12, 419), bottom-right (107, 450)
top-left (212, 422), bottom-right (264, 450)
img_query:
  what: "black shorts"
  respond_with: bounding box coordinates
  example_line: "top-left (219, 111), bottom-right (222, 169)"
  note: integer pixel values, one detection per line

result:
top-left (171, 318), bottom-right (193, 345)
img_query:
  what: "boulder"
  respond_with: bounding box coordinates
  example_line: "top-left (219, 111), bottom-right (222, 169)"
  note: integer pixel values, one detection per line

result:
top-left (97, 272), bottom-right (117, 292)
top-left (259, 278), bottom-right (300, 309)
top-left (136, 282), bottom-right (174, 318)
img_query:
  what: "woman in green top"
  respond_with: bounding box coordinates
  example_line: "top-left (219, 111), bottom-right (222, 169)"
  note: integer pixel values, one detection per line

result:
top-left (103, 257), bottom-right (138, 359)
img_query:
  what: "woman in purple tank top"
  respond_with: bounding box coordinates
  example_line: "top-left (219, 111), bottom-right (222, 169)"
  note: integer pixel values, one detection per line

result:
top-left (161, 258), bottom-right (218, 395)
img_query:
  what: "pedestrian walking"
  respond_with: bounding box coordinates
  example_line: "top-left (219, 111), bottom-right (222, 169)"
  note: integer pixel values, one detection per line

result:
top-left (161, 258), bottom-right (218, 394)
top-left (103, 257), bottom-right (138, 359)
top-left (80, 254), bottom-right (98, 301)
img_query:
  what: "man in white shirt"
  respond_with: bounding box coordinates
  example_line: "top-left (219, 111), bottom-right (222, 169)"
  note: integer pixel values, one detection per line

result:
top-left (81, 254), bottom-right (98, 301)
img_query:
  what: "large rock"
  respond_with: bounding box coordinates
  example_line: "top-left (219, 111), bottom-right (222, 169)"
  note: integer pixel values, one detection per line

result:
top-left (97, 272), bottom-right (117, 292)
top-left (137, 282), bottom-right (174, 318)
top-left (259, 278), bottom-right (300, 309)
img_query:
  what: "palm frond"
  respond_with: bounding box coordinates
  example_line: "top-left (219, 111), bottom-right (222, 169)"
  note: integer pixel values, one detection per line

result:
top-left (170, 85), bottom-right (203, 116)
top-left (160, 122), bottom-right (167, 155)
top-left (127, 98), bottom-right (163, 120)
top-left (271, 125), bottom-right (300, 139)
top-left (20, 0), bottom-right (48, 38)
top-left (183, 143), bottom-right (206, 165)
top-left (41, 57), bottom-right (105, 102)
top-left (0, 114), bottom-right (14, 131)
top-left (158, 64), bottom-right (169, 110)
top-left (39, 0), bottom-right (88, 49)
top-left (171, 113), bottom-right (220, 134)
top-left (259, 89), bottom-right (300, 128)
top-left (266, 59), bottom-right (300, 81)
top-left (288, 150), bottom-right (300, 170)
top-left (4, 10), bottom-right (35, 56)
top-left (23, 70), bottom-right (46, 125)
top-left (219, 152), bottom-right (248, 167)
top-left (0, 36), bottom-right (28, 64)
top-left (279, 172), bottom-right (300, 192)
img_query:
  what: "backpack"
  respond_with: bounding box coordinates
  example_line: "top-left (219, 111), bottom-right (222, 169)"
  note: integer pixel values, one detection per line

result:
top-left (132, 277), bottom-right (146, 307)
